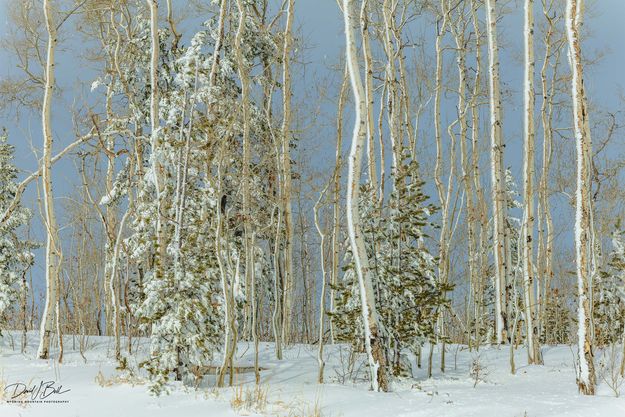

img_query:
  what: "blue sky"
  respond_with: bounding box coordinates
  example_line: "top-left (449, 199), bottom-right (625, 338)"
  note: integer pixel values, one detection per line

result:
top-left (0, 0), bottom-right (624, 292)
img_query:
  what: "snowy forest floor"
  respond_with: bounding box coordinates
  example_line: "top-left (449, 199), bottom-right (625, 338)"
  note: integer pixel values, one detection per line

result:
top-left (1, 333), bottom-right (625, 417)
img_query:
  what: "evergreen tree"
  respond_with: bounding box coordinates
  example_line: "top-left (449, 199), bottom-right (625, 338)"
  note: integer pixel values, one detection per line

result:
top-left (330, 153), bottom-right (449, 377)
top-left (101, 9), bottom-right (279, 393)
top-left (594, 224), bottom-right (625, 346)
top-left (0, 132), bottom-right (35, 334)
top-left (542, 288), bottom-right (571, 345)
top-left (376, 158), bottom-right (448, 374)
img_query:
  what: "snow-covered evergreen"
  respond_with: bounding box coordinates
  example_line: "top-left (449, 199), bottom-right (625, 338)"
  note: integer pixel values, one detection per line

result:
top-left (0, 132), bottom-right (35, 333)
top-left (331, 152), bottom-right (448, 378)
top-left (595, 224), bottom-right (625, 346)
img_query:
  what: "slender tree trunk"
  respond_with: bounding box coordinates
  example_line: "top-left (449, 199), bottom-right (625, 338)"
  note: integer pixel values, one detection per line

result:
top-left (315, 182), bottom-right (331, 383)
top-left (470, 0), bottom-right (487, 349)
top-left (235, 0), bottom-right (255, 344)
top-left (432, 0), bottom-right (449, 372)
top-left (360, 0), bottom-right (378, 190)
top-left (537, 0), bottom-right (558, 346)
top-left (329, 68), bottom-right (348, 345)
top-left (450, 9), bottom-right (477, 354)
top-left (280, 0), bottom-right (295, 346)
top-left (522, 0), bottom-right (542, 365)
top-left (484, 0), bottom-right (509, 344)
top-left (343, 0), bottom-right (388, 392)
top-left (146, 0), bottom-right (166, 284)
top-left (566, 0), bottom-right (596, 396)
top-left (38, 0), bottom-right (62, 360)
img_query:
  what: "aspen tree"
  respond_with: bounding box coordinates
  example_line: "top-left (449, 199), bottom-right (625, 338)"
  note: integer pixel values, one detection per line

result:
top-left (330, 68), bottom-right (348, 345)
top-left (521, 0), bottom-right (542, 365)
top-left (281, 0), bottom-right (295, 346)
top-left (382, 0), bottom-right (400, 175)
top-left (537, 0), bottom-right (561, 337)
top-left (430, 0), bottom-right (448, 376)
top-left (343, 0), bottom-right (388, 392)
top-left (360, 0), bottom-right (378, 190)
top-left (432, 0), bottom-right (459, 375)
top-left (146, 0), bottom-right (165, 285)
top-left (37, 0), bottom-right (62, 360)
top-left (470, 0), bottom-right (489, 348)
top-left (234, 0), bottom-right (255, 346)
top-left (217, 0), bottom-right (252, 387)
top-left (449, 3), bottom-right (478, 352)
top-left (315, 180), bottom-right (332, 383)
top-left (485, 0), bottom-right (509, 344)
top-left (566, 0), bottom-right (596, 395)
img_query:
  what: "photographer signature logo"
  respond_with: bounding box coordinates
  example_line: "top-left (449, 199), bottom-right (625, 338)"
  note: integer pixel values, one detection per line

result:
top-left (4, 380), bottom-right (71, 404)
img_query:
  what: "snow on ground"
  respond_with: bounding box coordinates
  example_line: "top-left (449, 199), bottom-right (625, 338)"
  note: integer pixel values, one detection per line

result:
top-left (1, 332), bottom-right (625, 417)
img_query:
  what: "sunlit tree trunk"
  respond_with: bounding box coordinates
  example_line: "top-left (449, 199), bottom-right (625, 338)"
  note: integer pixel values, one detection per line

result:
top-left (470, 0), bottom-right (488, 349)
top-left (537, 0), bottom-right (559, 337)
top-left (315, 181), bottom-right (331, 383)
top-left (360, 0), bottom-right (377, 190)
top-left (281, 0), bottom-right (295, 346)
top-left (521, 0), bottom-right (542, 365)
top-left (37, 0), bottom-right (62, 360)
top-left (343, 0), bottom-right (388, 392)
top-left (485, 0), bottom-right (509, 344)
top-left (566, 0), bottom-right (596, 396)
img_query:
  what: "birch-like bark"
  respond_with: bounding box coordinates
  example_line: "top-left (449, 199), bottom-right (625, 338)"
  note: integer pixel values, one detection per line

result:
top-left (485, 0), bottom-right (509, 344)
top-left (470, 0), bottom-right (488, 348)
top-left (521, 0), bottom-right (542, 365)
top-left (537, 2), bottom-right (559, 337)
top-left (566, 0), bottom-right (596, 395)
top-left (343, 0), bottom-right (388, 392)
top-left (382, 0), bottom-right (400, 175)
top-left (432, 0), bottom-right (452, 375)
top-left (37, 0), bottom-right (61, 360)
top-left (314, 181), bottom-right (331, 383)
top-left (434, 1), bottom-right (448, 212)
top-left (234, 0), bottom-right (255, 342)
top-left (280, 0), bottom-right (295, 346)
top-left (360, 0), bottom-right (378, 190)
top-left (450, 11), bottom-right (477, 352)
top-left (215, 154), bottom-right (235, 388)
top-left (329, 67), bottom-right (348, 345)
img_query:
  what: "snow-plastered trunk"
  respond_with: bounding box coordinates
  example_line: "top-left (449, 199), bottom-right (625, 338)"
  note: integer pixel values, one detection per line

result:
top-left (343, 0), bottom-right (388, 392)
top-left (566, 0), bottom-right (596, 395)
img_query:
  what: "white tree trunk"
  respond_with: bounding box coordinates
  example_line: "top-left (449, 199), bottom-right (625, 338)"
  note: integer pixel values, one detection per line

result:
top-left (522, 0), bottom-right (542, 365)
top-left (537, 2), bottom-right (558, 337)
top-left (37, 0), bottom-right (61, 360)
top-left (360, 1), bottom-right (378, 190)
top-left (566, 0), bottom-right (596, 395)
top-left (485, 0), bottom-right (509, 344)
top-left (343, 0), bottom-right (387, 392)
top-left (234, 0), bottom-right (254, 342)
top-left (314, 181), bottom-right (331, 383)
top-left (280, 0), bottom-right (295, 346)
